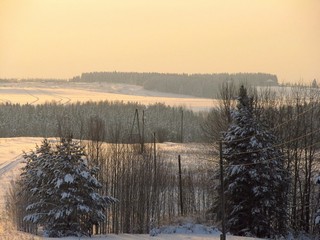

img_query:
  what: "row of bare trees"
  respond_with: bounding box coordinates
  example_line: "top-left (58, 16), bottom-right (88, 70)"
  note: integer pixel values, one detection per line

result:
top-left (270, 88), bottom-right (320, 234)
top-left (85, 118), bottom-right (215, 234)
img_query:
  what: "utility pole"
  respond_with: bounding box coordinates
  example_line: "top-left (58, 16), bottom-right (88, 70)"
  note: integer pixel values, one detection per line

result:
top-left (141, 110), bottom-right (145, 153)
top-left (219, 141), bottom-right (226, 240)
top-left (153, 132), bottom-right (156, 176)
top-left (152, 132), bottom-right (157, 222)
top-left (178, 155), bottom-right (183, 215)
top-left (180, 110), bottom-right (184, 143)
top-left (130, 109), bottom-right (141, 144)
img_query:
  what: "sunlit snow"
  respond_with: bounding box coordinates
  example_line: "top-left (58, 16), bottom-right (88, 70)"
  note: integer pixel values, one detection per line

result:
top-left (64, 173), bottom-right (74, 183)
top-left (0, 82), bottom-right (218, 112)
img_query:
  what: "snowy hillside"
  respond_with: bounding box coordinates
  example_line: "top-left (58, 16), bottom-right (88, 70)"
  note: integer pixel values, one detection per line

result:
top-left (0, 81), bottom-right (218, 111)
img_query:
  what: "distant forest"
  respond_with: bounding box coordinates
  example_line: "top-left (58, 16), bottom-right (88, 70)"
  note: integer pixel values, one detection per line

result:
top-left (70, 72), bottom-right (278, 98)
top-left (0, 101), bottom-right (204, 142)
top-left (0, 72), bottom-right (278, 98)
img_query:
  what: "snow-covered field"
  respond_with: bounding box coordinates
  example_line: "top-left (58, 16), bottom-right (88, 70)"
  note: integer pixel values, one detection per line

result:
top-left (0, 138), bottom-right (42, 206)
top-left (0, 138), bottom-right (43, 239)
top-left (0, 137), bottom-right (264, 240)
top-left (0, 81), bottom-right (218, 111)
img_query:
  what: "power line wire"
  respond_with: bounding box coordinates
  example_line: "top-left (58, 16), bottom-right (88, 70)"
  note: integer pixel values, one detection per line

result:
top-left (198, 129), bottom-right (320, 166)
top-left (222, 102), bottom-right (319, 144)
top-left (224, 137), bottom-right (320, 168)
top-left (224, 126), bottom-right (320, 157)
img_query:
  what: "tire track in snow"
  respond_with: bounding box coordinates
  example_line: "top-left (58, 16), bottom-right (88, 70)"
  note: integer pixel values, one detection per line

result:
top-left (0, 154), bottom-right (23, 177)
top-left (51, 93), bottom-right (71, 105)
top-left (0, 161), bottom-right (8, 168)
top-left (0, 155), bottom-right (23, 216)
top-left (36, 88), bottom-right (64, 103)
top-left (35, 88), bottom-right (71, 105)
top-left (23, 89), bottom-right (39, 104)
top-left (61, 95), bottom-right (71, 105)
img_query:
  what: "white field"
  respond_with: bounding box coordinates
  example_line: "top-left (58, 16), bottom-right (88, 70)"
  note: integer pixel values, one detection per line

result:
top-left (0, 81), bottom-right (219, 111)
top-left (0, 137), bottom-right (263, 240)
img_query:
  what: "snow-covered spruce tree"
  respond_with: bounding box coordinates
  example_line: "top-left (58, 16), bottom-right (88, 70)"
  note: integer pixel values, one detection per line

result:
top-left (315, 176), bottom-right (320, 230)
top-left (19, 139), bottom-right (53, 226)
top-left (222, 86), bottom-right (288, 238)
top-left (21, 138), bottom-right (117, 237)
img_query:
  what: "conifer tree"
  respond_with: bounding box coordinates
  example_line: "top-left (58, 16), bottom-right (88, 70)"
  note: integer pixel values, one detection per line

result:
top-left (315, 176), bottom-right (320, 227)
top-left (222, 86), bottom-right (288, 238)
top-left (20, 138), bottom-right (117, 237)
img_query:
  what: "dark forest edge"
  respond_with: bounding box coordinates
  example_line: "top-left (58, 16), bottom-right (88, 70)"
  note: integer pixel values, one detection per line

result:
top-left (70, 72), bottom-right (278, 98)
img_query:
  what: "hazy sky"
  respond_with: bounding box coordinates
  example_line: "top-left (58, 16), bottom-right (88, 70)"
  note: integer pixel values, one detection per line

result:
top-left (0, 0), bottom-right (319, 83)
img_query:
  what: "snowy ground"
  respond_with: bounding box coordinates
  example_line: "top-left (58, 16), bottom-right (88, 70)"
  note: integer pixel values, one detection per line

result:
top-left (0, 81), bottom-right (218, 111)
top-left (45, 234), bottom-right (263, 240)
top-left (0, 138), bottom-right (42, 207)
top-left (43, 222), bottom-right (264, 239)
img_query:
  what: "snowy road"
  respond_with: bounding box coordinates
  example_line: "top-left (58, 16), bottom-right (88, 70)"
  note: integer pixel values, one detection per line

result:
top-left (0, 138), bottom-right (42, 218)
top-left (0, 155), bottom-right (24, 214)
top-left (0, 154), bottom-right (23, 177)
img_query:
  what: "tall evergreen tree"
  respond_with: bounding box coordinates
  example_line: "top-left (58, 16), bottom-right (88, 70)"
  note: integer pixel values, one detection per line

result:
top-left (20, 138), bottom-right (117, 237)
top-left (222, 86), bottom-right (288, 238)
top-left (316, 176), bottom-right (320, 228)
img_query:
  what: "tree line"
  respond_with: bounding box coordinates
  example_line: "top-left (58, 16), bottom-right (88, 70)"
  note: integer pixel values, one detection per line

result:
top-left (0, 101), bottom-right (204, 143)
top-left (70, 71), bottom-right (278, 98)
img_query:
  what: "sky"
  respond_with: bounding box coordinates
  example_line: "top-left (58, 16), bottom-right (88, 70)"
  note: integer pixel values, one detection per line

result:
top-left (0, 0), bottom-right (319, 83)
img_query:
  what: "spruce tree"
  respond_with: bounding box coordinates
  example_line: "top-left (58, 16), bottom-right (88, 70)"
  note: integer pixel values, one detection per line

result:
top-left (19, 139), bottom-right (53, 224)
top-left (315, 176), bottom-right (320, 227)
top-left (20, 138), bottom-right (117, 237)
top-left (222, 86), bottom-right (288, 238)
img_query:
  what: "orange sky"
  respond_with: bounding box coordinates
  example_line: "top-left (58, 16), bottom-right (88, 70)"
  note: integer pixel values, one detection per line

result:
top-left (0, 0), bottom-right (319, 83)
